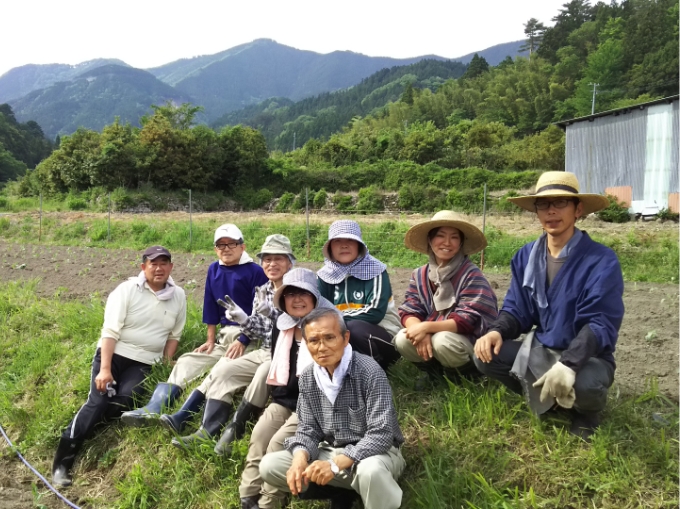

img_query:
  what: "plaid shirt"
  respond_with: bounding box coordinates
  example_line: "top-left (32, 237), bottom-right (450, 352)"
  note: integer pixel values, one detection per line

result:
top-left (285, 352), bottom-right (404, 463)
top-left (240, 281), bottom-right (280, 349)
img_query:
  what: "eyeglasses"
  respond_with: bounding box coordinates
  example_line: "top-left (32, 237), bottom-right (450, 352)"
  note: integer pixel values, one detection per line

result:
top-left (262, 256), bottom-right (287, 266)
top-left (215, 241), bottom-right (242, 250)
top-left (283, 289), bottom-right (312, 299)
top-left (534, 198), bottom-right (576, 211)
top-left (306, 335), bottom-right (340, 348)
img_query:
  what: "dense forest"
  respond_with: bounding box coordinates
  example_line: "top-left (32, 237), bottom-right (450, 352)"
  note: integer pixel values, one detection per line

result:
top-left (211, 59), bottom-right (469, 151)
top-left (0, 104), bottom-right (53, 182)
top-left (3, 0), bottom-right (678, 214)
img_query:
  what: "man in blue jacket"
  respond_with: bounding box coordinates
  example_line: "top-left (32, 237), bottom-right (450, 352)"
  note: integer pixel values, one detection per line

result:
top-left (474, 172), bottom-right (624, 439)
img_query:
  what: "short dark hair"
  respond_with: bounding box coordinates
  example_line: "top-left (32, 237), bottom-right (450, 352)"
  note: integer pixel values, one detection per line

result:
top-left (300, 307), bottom-right (347, 340)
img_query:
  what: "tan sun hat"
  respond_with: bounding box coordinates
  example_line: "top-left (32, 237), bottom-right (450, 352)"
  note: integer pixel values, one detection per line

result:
top-left (508, 171), bottom-right (610, 216)
top-left (404, 210), bottom-right (487, 256)
top-left (256, 234), bottom-right (296, 262)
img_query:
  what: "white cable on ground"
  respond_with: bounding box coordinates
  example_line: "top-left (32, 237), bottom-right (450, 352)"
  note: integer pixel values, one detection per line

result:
top-left (0, 423), bottom-right (82, 509)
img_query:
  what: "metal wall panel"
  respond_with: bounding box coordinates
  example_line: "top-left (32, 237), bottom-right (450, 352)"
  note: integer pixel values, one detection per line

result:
top-left (565, 101), bottom-right (679, 205)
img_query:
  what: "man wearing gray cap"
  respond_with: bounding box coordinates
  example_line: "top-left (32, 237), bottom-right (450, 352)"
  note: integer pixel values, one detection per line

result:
top-left (52, 246), bottom-right (186, 487)
top-left (122, 224), bottom-right (267, 427)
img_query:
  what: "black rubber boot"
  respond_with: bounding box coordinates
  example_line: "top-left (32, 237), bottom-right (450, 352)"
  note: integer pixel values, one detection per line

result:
top-left (159, 389), bottom-right (206, 434)
top-left (414, 359), bottom-right (444, 391)
top-left (569, 411), bottom-right (601, 441)
top-left (171, 399), bottom-right (233, 448)
top-left (121, 383), bottom-right (181, 427)
top-left (214, 398), bottom-right (263, 456)
top-left (299, 482), bottom-right (359, 509)
top-left (52, 437), bottom-right (83, 487)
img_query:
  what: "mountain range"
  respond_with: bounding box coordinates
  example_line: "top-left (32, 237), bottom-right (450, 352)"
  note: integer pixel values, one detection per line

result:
top-left (0, 39), bottom-right (526, 139)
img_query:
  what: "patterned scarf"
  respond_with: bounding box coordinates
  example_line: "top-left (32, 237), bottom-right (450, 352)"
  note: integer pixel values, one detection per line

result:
top-left (317, 253), bottom-right (386, 285)
top-left (523, 228), bottom-right (583, 310)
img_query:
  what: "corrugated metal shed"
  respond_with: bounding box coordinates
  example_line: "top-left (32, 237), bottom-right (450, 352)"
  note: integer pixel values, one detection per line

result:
top-left (555, 95), bottom-right (679, 212)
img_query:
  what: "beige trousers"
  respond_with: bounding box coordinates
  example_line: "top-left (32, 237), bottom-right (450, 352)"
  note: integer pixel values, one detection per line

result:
top-left (166, 326), bottom-right (240, 388)
top-left (260, 444), bottom-right (405, 509)
top-left (394, 329), bottom-right (474, 368)
top-left (197, 349), bottom-right (271, 404)
top-left (239, 404), bottom-right (298, 508)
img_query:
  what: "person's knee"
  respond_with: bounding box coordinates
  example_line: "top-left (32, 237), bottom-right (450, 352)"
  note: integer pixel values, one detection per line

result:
top-left (260, 451), bottom-right (291, 486)
top-left (573, 376), bottom-right (609, 413)
top-left (393, 330), bottom-right (410, 352)
top-left (472, 354), bottom-right (490, 375)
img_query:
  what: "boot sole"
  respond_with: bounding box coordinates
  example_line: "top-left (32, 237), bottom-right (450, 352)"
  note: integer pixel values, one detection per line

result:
top-left (121, 413), bottom-right (160, 428)
top-left (159, 415), bottom-right (181, 434)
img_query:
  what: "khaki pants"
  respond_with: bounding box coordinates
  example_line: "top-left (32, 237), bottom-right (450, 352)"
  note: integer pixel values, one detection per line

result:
top-left (239, 404), bottom-right (298, 508)
top-left (260, 444), bottom-right (405, 509)
top-left (197, 349), bottom-right (271, 404)
top-left (394, 329), bottom-right (473, 368)
top-left (166, 326), bottom-right (240, 388)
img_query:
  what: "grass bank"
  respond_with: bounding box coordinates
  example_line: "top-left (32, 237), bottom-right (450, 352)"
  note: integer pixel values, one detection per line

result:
top-left (0, 212), bottom-right (677, 282)
top-left (0, 280), bottom-right (677, 508)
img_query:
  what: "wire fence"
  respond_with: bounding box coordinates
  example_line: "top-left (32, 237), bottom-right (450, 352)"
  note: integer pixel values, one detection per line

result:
top-left (0, 183), bottom-right (542, 272)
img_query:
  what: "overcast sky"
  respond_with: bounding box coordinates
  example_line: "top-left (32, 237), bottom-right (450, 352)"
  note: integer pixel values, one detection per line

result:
top-left (1, 0), bottom-right (569, 77)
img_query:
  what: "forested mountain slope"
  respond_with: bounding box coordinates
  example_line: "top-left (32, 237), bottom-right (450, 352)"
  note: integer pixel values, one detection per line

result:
top-left (9, 65), bottom-right (192, 139)
top-left (212, 59), bottom-right (469, 150)
top-left (0, 59), bottom-right (129, 104)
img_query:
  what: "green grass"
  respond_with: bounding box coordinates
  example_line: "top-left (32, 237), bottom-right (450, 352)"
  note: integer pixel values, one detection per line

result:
top-left (0, 214), bottom-right (677, 282)
top-left (0, 281), bottom-right (677, 508)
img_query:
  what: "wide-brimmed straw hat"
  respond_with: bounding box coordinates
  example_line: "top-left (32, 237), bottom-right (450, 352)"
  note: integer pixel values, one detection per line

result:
top-left (404, 210), bottom-right (487, 256)
top-left (508, 171), bottom-right (610, 216)
top-left (322, 220), bottom-right (367, 260)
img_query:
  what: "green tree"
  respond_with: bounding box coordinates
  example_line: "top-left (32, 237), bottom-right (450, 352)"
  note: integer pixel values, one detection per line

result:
top-left (521, 18), bottom-right (547, 55)
top-left (462, 54), bottom-right (490, 79)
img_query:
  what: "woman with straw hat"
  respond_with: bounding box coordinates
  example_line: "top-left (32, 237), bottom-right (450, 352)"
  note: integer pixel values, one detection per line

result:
top-left (395, 211), bottom-right (498, 385)
top-left (473, 171), bottom-right (624, 440)
top-left (317, 220), bottom-right (402, 371)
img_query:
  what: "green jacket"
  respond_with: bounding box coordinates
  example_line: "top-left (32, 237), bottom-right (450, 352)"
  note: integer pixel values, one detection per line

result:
top-left (317, 270), bottom-right (401, 336)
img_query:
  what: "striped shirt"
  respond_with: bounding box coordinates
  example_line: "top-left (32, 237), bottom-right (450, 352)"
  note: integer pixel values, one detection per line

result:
top-left (398, 258), bottom-right (498, 340)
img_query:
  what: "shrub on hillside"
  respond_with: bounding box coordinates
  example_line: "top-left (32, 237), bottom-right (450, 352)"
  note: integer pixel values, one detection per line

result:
top-left (447, 188), bottom-right (485, 214)
top-left (397, 184), bottom-right (446, 212)
top-left (111, 187), bottom-right (136, 211)
top-left (597, 195), bottom-right (631, 223)
top-left (356, 186), bottom-right (384, 214)
top-left (313, 189), bottom-right (328, 209)
top-left (495, 190), bottom-right (519, 213)
top-left (275, 192), bottom-right (296, 212)
top-left (332, 193), bottom-right (354, 212)
top-left (234, 188), bottom-right (274, 211)
top-left (291, 193), bottom-right (306, 211)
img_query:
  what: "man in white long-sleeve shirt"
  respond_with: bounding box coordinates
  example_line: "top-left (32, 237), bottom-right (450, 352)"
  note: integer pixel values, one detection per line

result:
top-left (52, 245), bottom-right (186, 487)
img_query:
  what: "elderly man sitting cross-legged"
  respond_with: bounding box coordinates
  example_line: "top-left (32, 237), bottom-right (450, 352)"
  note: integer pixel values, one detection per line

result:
top-left (260, 307), bottom-right (405, 509)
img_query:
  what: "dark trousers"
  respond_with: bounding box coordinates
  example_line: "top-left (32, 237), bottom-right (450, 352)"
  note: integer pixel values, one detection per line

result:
top-left (62, 348), bottom-right (150, 440)
top-left (474, 340), bottom-right (615, 414)
top-left (346, 320), bottom-right (401, 371)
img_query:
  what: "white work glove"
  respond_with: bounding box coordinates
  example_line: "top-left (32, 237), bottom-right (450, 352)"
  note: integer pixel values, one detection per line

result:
top-left (219, 295), bottom-right (248, 325)
top-left (253, 285), bottom-right (273, 317)
top-left (533, 361), bottom-right (576, 408)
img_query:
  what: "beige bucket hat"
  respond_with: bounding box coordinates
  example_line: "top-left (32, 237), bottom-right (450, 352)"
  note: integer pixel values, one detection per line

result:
top-left (256, 234), bottom-right (296, 262)
top-left (508, 171), bottom-right (610, 216)
top-left (404, 210), bottom-right (487, 256)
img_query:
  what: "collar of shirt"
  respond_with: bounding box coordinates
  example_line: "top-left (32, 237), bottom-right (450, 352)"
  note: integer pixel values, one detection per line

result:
top-left (313, 344), bottom-right (353, 405)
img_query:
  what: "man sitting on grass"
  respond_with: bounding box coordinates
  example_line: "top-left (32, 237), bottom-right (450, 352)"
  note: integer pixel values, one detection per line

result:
top-left (260, 307), bottom-right (405, 509)
top-left (474, 171), bottom-right (624, 440)
top-left (52, 245), bottom-right (186, 487)
top-left (121, 224), bottom-right (267, 426)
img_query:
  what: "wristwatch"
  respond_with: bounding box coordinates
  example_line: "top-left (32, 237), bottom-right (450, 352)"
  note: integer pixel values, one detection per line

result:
top-left (328, 458), bottom-right (340, 475)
